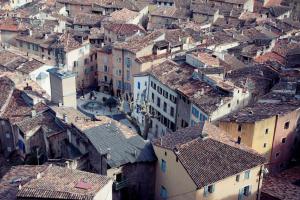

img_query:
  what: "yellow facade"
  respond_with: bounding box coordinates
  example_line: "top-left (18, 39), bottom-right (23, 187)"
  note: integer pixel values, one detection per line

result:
top-left (219, 117), bottom-right (276, 161)
top-left (154, 147), bottom-right (197, 200)
top-left (154, 146), bottom-right (264, 200)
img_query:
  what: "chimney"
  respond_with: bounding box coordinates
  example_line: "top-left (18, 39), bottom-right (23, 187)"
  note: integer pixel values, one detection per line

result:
top-left (237, 136), bottom-right (241, 144)
top-left (201, 88), bottom-right (205, 95)
top-left (107, 148), bottom-right (111, 160)
top-left (31, 109), bottom-right (36, 118)
top-left (173, 147), bottom-right (179, 155)
top-left (65, 160), bottom-right (70, 168)
top-left (133, 149), bottom-right (137, 158)
top-left (192, 68), bottom-right (200, 80)
top-left (63, 114), bottom-right (68, 123)
top-left (200, 131), bottom-right (208, 140)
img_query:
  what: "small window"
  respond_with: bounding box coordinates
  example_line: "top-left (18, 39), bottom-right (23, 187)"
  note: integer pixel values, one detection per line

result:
top-left (116, 173), bottom-right (122, 182)
top-left (170, 107), bottom-right (174, 117)
top-left (238, 124), bottom-right (242, 132)
top-left (5, 133), bottom-right (10, 139)
top-left (126, 57), bottom-right (131, 68)
top-left (243, 186), bottom-right (251, 196)
top-left (282, 138), bottom-right (286, 143)
top-left (237, 99), bottom-right (239, 104)
top-left (176, 156), bottom-right (178, 162)
top-left (236, 174), bottom-right (240, 182)
top-left (228, 103), bottom-right (231, 108)
top-left (104, 65), bottom-right (108, 72)
top-left (161, 159), bottom-right (166, 173)
top-left (276, 152), bottom-right (280, 157)
top-left (204, 184), bottom-right (215, 197)
top-left (137, 82), bottom-right (141, 89)
top-left (157, 97), bottom-right (161, 107)
top-left (263, 143), bottom-right (267, 148)
top-left (237, 136), bottom-right (242, 144)
top-left (160, 186), bottom-right (168, 199)
top-left (164, 151), bottom-right (167, 156)
top-left (157, 86), bottom-right (162, 94)
top-left (163, 102), bottom-right (167, 112)
top-left (284, 122), bottom-right (290, 129)
top-left (244, 170), bottom-right (250, 179)
top-left (7, 147), bottom-right (11, 152)
top-left (208, 185), bottom-right (215, 193)
top-left (163, 91), bottom-right (168, 98)
top-left (265, 129), bottom-right (269, 134)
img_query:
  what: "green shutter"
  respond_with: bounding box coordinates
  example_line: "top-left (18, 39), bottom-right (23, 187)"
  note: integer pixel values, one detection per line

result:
top-left (249, 185), bottom-right (252, 195)
top-left (204, 186), bottom-right (208, 197)
top-left (211, 184), bottom-right (215, 193)
top-left (238, 188), bottom-right (243, 200)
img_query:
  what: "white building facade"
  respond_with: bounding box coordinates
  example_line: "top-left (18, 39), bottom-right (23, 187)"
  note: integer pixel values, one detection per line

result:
top-left (133, 74), bottom-right (177, 138)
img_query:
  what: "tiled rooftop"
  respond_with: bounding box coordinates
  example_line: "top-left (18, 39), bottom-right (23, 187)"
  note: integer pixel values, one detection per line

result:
top-left (254, 52), bottom-right (286, 65)
top-left (104, 23), bottom-right (145, 36)
top-left (151, 6), bottom-right (187, 19)
top-left (192, 52), bottom-right (221, 67)
top-left (16, 110), bottom-right (65, 137)
top-left (148, 60), bottom-right (233, 114)
top-left (220, 99), bottom-right (300, 123)
top-left (109, 8), bottom-right (139, 23)
top-left (114, 30), bottom-right (164, 53)
top-left (17, 165), bottom-right (111, 200)
top-left (153, 122), bottom-right (265, 188)
top-left (73, 13), bottom-right (104, 26)
top-left (0, 76), bottom-right (15, 115)
top-left (83, 120), bottom-right (156, 168)
top-left (262, 166), bottom-right (300, 200)
top-left (225, 64), bottom-right (280, 95)
top-left (1, 89), bottom-right (48, 124)
top-left (0, 165), bottom-right (48, 200)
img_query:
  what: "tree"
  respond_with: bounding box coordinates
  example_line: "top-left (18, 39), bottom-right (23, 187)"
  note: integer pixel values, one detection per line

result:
top-left (105, 97), bottom-right (117, 112)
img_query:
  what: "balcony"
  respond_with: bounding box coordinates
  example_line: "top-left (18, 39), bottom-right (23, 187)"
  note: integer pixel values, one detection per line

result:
top-left (113, 179), bottom-right (129, 191)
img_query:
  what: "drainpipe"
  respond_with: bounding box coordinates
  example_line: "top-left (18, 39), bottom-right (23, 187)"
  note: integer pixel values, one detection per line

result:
top-left (121, 49), bottom-right (125, 96)
top-left (256, 165), bottom-right (263, 200)
top-left (268, 115), bottom-right (278, 172)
